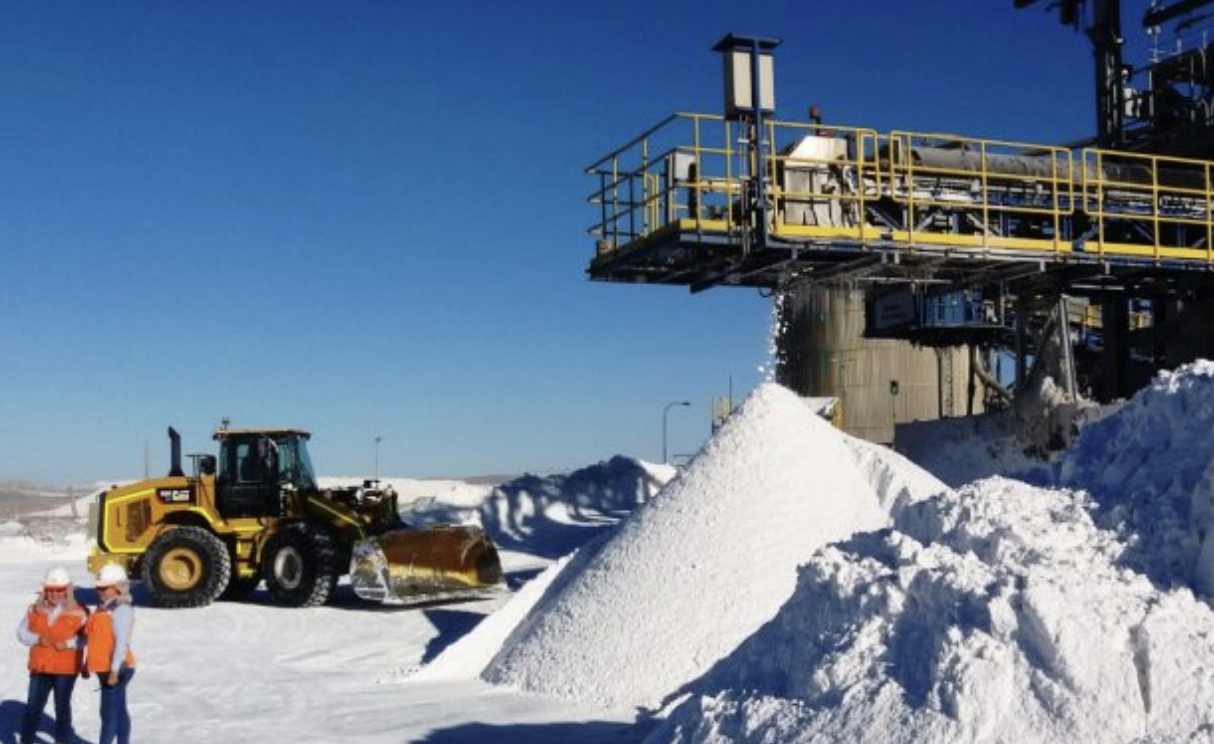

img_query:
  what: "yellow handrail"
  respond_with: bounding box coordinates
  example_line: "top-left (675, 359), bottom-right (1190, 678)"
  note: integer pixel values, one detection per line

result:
top-left (1081, 147), bottom-right (1214, 260)
top-left (587, 113), bottom-right (1214, 267)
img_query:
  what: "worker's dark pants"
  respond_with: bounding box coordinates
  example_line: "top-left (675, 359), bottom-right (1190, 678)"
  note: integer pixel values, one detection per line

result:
top-left (21, 671), bottom-right (77, 744)
top-left (98, 666), bottom-right (135, 744)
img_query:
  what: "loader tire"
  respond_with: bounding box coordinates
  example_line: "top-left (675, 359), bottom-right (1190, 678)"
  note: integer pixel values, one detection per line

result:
top-left (143, 526), bottom-right (232, 608)
top-left (262, 524), bottom-right (340, 607)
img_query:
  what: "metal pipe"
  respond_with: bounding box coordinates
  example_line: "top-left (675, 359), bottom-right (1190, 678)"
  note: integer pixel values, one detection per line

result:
top-left (1057, 297), bottom-right (1079, 399)
top-left (1143, 0), bottom-right (1214, 28)
top-left (905, 145), bottom-right (1205, 189)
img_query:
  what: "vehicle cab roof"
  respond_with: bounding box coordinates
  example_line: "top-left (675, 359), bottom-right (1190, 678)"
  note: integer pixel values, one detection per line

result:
top-left (212, 428), bottom-right (311, 441)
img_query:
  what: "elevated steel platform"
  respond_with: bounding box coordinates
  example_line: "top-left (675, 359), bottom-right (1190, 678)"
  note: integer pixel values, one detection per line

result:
top-left (586, 114), bottom-right (1214, 299)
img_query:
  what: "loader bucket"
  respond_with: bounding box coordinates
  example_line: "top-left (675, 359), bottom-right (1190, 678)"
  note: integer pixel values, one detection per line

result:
top-left (350, 525), bottom-right (503, 604)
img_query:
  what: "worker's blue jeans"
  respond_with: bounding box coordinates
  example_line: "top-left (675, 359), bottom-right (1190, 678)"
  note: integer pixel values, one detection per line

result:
top-left (98, 666), bottom-right (135, 744)
top-left (21, 671), bottom-right (77, 744)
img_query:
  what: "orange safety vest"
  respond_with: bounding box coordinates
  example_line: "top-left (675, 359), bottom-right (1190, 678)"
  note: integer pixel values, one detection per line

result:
top-left (85, 606), bottom-right (136, 674)
top-left (26, 604), bottom-right (87, 675)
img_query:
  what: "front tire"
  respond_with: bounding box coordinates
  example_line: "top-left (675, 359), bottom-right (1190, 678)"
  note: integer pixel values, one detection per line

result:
top-left (262, 524), bottom-right (340, 607)
top-left (143, 526), bottom-right (232, 608)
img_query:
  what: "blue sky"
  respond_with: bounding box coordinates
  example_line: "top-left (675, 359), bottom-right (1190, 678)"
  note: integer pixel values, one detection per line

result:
top-left (1, 1), bottom-right (1115, 482)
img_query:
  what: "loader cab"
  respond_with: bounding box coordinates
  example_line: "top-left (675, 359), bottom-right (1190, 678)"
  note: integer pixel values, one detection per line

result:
top-left (214, 429), bottom-right (318, 518)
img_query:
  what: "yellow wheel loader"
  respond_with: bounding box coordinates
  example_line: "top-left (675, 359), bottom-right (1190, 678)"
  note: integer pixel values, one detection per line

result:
top-left (87, 427), bottom-right (502, 608)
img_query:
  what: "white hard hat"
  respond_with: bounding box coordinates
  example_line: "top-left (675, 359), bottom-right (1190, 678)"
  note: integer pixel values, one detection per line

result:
top-left (43, 567), bottom-right (71, 589)
top-left (95, 563), bottom-right (128, 587)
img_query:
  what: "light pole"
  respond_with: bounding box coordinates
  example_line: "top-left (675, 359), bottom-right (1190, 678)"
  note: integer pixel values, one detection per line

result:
top-left (374, 436), bottom-right (382, 480)
top-left (663, 401), bottom-right (691, 464)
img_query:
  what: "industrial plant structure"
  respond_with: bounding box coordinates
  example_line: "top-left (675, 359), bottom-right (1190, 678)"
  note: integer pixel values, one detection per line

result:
top-left (585, 3), bottom-right (1214, 447)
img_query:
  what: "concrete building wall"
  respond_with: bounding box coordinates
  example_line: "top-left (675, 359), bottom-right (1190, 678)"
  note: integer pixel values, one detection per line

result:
top-left (775, 285), bottom-right (982, 443)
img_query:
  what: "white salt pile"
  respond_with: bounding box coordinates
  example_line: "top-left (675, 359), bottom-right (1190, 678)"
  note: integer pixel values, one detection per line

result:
top-left (648, 477), bottom-right (1214, 743)
top-left (475, 456), bottom-right (675, 557)
top-left (423, 365), bottom-right (1214, 743)
top-left (381, 456), bottom-right (674, 558)
top-left (424, 383), bottom-right (948, 710)
top-left (895, 409), bottom-right (1054, 487)
top-left (1057, 359), bottom-right (1214, 594)
top-left (644, 362), bottom-right (1214, 743)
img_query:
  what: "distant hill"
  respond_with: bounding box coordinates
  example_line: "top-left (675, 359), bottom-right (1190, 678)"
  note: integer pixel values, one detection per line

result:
top-left (0, 481), bottom-right (93, 521)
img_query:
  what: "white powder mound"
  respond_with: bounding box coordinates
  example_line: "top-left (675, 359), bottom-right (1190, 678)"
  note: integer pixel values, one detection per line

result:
top-left (650, 478), bottom-right (1214, 744)
top-left (845, 434), bottom-right (955, 516)
top-left (375, 457), bottom-right (675, 558)
top-left (896, 410), bottom-right (1057, 487)
top-left (469, 383), bottom-right (947, 710)
top-left (475, 456), bottom-right (675, 557)
top-left (1057, 359), bottom-right (1214, 593)
top-left (412, 549), bottom-right (581, 683)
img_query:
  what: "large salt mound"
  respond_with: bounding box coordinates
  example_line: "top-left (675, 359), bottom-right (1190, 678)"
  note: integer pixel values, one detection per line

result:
top-left (650, 478), bottom-right (1214, 744)
top-left (476, 456), bottom-right (674, 558)
top-left (434, 383), bottom-right (947, 710)
top-left (372, 457), bottom-right (675, 557)
top-left (1058, 359), bottom-right (1214, 593)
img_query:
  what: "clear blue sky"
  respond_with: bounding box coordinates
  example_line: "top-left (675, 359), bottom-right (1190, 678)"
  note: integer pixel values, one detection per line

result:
top-left (1, 0), bottom-right (1116, 482)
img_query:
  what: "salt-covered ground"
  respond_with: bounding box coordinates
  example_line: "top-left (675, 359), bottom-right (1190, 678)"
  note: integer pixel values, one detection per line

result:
top-left (0, 460), bottom-right (671, 743)
top-left (5, 363), bottom-right (1214, 743)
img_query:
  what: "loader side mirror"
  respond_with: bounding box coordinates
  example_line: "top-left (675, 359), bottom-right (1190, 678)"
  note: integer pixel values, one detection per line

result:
top-left (188, 454), bottom-right (217, 477)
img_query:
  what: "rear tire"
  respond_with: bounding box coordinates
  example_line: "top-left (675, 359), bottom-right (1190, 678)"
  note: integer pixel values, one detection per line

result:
top-left (262, 524), bottom-right (340, 607)
top-left (143, 526), bottom-right (232, 608)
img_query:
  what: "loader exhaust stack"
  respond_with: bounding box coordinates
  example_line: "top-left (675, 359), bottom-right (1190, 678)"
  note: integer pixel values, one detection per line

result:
top-left (168, 427), bottom-right (184, 478)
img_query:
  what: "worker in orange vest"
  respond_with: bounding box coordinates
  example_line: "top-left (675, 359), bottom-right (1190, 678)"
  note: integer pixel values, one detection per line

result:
top-left (86, 563), bottom-right (137, 744)
top-left (16, 566), bottom-right (88, 744)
